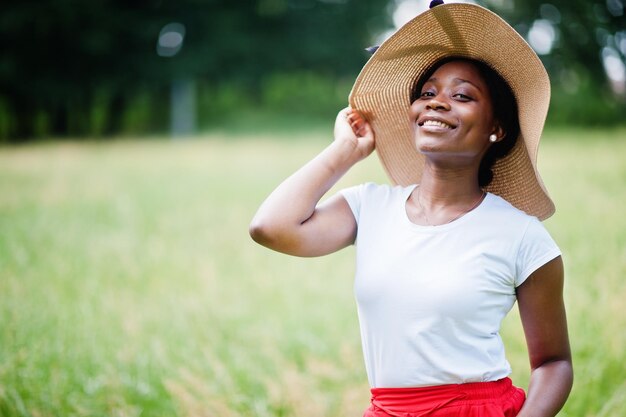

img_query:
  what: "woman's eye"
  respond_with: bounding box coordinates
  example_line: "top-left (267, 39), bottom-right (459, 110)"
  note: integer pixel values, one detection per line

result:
top-left (454, 93), bottom-right (472, 101)
top-left (420, 91), bottom-right (435, 98)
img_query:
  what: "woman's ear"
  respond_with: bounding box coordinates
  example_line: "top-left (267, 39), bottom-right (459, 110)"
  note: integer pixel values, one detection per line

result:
top-left (491, 123), bottom-right (506, 142)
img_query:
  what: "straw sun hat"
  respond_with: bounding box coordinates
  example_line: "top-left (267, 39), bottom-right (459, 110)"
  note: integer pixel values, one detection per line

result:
top-left (349, 1), bottom-right (555, 220)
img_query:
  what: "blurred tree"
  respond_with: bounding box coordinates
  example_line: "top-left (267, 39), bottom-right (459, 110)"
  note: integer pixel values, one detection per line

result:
top-left (0, 0), bottom-right (171, 138)
top-left (0, 0), bottom-right (623, 141)
top-left (0, 0), bottom-right (389, 141)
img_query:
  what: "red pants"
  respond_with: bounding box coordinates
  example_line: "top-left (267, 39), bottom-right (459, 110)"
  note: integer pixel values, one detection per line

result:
top-left (363, 377), bottom-right (525, 417)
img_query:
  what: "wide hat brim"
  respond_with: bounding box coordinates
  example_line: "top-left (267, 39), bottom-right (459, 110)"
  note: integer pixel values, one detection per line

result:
top-left (349, 3), bottom-right (555, 220)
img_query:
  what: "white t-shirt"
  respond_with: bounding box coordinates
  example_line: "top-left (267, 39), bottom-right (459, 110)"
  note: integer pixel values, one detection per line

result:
top-left (341, 183), bottom-right (561, 388)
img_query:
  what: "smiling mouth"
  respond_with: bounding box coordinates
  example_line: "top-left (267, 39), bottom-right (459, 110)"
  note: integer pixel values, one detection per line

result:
top-left (419, 120), bottom-right (455, 129)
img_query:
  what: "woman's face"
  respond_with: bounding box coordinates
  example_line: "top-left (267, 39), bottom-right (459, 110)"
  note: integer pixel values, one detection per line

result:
top-left (409, 60), bottom-right (500, 162)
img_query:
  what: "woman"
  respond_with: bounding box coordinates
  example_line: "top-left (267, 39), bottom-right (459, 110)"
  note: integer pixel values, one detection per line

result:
top-left (250, 2), bottom-right (572, 416)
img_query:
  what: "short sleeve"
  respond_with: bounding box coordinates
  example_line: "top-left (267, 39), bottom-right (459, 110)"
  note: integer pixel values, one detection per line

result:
top-left (515, 217), bottom-right (562, 287)
top-left (340, 184), bottom-right (364, 223)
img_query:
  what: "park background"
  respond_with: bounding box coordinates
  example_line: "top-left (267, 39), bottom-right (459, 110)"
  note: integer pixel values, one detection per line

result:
top-left (1, 0), bottom-right (625, 416)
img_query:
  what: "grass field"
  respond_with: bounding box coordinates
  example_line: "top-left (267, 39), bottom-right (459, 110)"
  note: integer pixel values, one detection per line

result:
top-left (1, 127), bottom-right (625, 416)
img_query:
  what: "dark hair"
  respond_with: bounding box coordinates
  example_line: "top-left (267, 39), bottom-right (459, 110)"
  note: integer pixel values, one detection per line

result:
top-left (410, 57), bottom-right (520, 187)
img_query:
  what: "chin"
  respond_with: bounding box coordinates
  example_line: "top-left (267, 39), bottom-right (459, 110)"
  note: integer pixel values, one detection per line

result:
top-left (415, 136), bottom-right (446, 154)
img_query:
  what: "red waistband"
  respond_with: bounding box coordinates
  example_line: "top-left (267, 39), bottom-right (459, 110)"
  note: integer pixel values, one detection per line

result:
top-left (370, 377), bottom-right (524, 416)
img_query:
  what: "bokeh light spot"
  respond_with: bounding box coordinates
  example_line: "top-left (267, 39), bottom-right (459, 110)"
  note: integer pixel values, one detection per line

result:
top-left (528, 19), bottom-right (556, 55)
top-left (157, 23), bottom-right (186, 58)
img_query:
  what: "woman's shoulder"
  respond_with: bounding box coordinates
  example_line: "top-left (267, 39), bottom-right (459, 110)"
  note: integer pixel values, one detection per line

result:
top-left (482, 192), bottom-right (542, 227)
top-left (342, 182), bottom-right (416, 211)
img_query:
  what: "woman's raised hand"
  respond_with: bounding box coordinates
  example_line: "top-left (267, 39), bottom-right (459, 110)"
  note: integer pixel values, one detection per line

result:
top-left (334, 107), bottom-right (375, 162)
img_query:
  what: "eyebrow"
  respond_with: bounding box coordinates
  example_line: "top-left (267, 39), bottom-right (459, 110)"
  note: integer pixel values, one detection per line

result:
top-left (426, 77), bottom-right (483, 92)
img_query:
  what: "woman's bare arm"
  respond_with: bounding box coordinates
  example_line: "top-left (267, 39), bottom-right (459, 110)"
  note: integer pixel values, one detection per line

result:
top-left (516, 256), bottom-right (573, 417)
top-left (249, 108), bottom-right (374, 257)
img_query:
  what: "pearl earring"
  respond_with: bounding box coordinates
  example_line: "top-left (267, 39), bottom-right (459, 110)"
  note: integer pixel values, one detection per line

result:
top-left (489, 134), bottom-right (497, 142)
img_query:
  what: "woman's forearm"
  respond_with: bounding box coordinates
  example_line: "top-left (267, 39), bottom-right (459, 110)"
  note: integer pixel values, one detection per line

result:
top-left (517, 359), bottom-right (573, 417)
top-left (250, 108), bottom-right (374, 255)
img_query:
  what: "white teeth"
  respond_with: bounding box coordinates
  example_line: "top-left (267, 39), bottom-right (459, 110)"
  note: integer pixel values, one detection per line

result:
top-left (422, 120), bottom-right (452, 129)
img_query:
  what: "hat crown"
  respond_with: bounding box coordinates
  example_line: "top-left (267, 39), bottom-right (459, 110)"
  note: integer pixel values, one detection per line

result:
top-left (429, 0), bottom-right (445, 8)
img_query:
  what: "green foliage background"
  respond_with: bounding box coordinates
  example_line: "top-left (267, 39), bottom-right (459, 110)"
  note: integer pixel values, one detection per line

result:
top-left (0, 0), bottom-right (624, 141)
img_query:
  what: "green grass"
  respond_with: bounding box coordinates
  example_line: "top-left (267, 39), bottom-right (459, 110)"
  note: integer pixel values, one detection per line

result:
top-left (0, 127), bottom-right (625, 416)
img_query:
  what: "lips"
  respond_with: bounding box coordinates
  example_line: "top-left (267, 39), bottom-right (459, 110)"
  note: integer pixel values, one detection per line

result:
top-left (417, 116), bottom-right (456, 130)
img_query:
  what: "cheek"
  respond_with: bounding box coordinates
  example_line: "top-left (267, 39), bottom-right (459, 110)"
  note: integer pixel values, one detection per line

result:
top-left (459, 106), bottom-right (493, 131)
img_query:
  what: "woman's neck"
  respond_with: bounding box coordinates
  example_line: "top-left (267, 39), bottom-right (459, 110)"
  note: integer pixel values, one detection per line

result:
top-left (418, 163), bottom-right (483, 205)
top-left (406, 162), bottom-right (485, 226)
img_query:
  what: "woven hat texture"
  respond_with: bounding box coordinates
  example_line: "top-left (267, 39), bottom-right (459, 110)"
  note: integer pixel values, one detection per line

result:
top-left (349, 3), bottom-right (555, 220)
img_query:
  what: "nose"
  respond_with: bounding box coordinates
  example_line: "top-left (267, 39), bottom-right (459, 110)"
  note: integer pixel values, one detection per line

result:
top-left (426, 97), bottom-right (450, 111)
